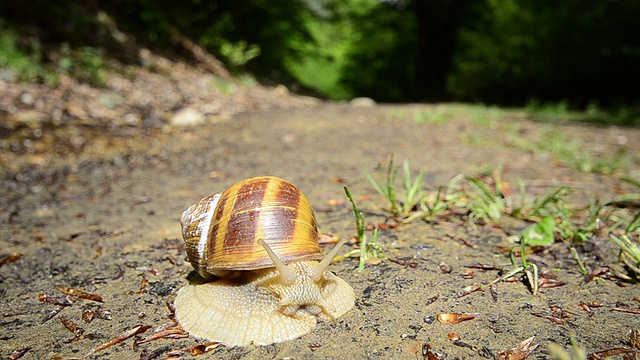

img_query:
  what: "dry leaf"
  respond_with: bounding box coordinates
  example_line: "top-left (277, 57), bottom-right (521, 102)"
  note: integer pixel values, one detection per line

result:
top-left (436, 313), bottom-right (477, 324)
top-left (498, 336), bottom-right (538, 360)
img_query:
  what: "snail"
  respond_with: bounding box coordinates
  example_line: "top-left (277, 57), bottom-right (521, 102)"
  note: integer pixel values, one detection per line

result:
top-left (174, 176), bottom-right (355, 347)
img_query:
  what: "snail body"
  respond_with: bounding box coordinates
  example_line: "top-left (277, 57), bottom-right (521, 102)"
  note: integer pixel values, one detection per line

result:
top-left (174, 176), bottom-right (355, 347)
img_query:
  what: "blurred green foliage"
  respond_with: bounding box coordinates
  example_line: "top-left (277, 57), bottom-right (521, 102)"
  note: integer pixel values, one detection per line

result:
top-left (0, 20), bottom-right (46, 82)
top-left (0, 0), bottom-right (311, 80)
top-left (0, 0), bottom-right (638, 116)
top-left (338, 1), bottom-right (418, 102)
top-left (58, 44), bottom-right (105, 86)
top-left (115, 0), bottom-right (312, 77)
top-left (449, 0), bottom-right (640, 109)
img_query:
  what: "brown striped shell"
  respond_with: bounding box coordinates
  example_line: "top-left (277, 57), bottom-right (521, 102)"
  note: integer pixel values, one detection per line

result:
top-left (181, 176), bottom-right (323, 279)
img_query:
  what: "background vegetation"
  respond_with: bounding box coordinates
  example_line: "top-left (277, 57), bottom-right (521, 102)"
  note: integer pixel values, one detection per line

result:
top-left (1, 0), bottom-right (639, 121)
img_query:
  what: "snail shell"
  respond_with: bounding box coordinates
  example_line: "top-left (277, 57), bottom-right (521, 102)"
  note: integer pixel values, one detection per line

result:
top-left (180, 175), bottom-right (322, 279)
top-left (174, 176), bottom-right (355, 347)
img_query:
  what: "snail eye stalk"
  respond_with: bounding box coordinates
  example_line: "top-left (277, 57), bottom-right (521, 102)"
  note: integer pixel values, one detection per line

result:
top-left (312, 238), bottom-right (347, 282)
top-left (258, 239), bottom-right (297, 285)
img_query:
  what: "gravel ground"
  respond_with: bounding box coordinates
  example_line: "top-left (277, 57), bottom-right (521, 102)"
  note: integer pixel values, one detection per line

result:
top-left (1, 53), bottom-right (640, 359)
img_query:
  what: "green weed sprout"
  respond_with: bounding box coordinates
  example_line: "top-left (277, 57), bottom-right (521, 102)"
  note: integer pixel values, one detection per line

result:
top-left (366, 159), bottom-right (399, 215)
top-left (627, 211), bottom-right (640, 234)
top-left (462, 168), bottom-right (507, 226)
top-left (367, 159), bottom-right (427, 217)
top-left (547, 333), bottom-right (587, 360)
top-left (610, 176), bottom-right (640, 275)
top-left (609, 176), bottom-right (640, 206)
top-left (339, 186), bottom-right (384, 272)
top-left (462, 167), bottom-right (574, 229)
top-left (403, 175), bottom-right (461, 223)
top-left (491, 216), bottom-right (555, 295)
top-left (512, 183), bottom-right (571, 221)
top-left (509, 126), bottom-right (634, 175)
top-left (611, 233), bottom-right (640, 276)
top-left (401, 159), bottom-right (426, 215)
top-left (571, 148), bottom-right (633, 175)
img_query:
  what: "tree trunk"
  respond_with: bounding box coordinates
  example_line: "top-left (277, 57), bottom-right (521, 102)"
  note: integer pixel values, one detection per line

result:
top-left (413, 0), bottom-right (472, 101)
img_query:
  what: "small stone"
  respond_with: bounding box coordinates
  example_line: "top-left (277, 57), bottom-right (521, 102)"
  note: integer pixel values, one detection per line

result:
top-left (275, 84), bottom-right (289, 95)
top-left (123, 113), bottom-right (142, 126)
top-left (99, 92), bottom-right (124, 109)
top-left (169, 107), bottom-right (206, 127)
top-left (350, 97), bottom-right (376, 107)
top-left (20, 92), bottom-right (35, 105)
top-left (148, 281), bottom-right (179, 297)
top-left (66, 101), bottom-right (88, 119)
top-left (9, 110), bottom-right (49, 129)
top-left (88, 105), bottom-right (119, 120)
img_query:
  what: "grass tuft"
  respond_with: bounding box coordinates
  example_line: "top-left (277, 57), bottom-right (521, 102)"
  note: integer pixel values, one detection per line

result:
top-left (338, 186), bottom-right (385, 272)
top-left (366, 158), bottom-right (400, 215)
top-left (507, 126), bottom-right (635, 175)
top-left (364, 160), bottom-right (640, 280)
top-left (367, 159), bottom-right (455, 222)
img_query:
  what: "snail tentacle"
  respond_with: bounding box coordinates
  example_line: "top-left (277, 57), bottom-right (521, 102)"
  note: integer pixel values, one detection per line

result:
top-left (258, 239), bottom-right (297, 285)
top-left (312, 238), bottom-right (348, 282)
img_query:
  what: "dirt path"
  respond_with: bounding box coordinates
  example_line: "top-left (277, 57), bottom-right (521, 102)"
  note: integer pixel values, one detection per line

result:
top-left (1, 103), bottom-right (639, 359)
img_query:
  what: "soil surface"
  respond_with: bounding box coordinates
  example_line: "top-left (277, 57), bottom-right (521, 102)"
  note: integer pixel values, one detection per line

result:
top-left (1, 89), bottom-right (640, 358)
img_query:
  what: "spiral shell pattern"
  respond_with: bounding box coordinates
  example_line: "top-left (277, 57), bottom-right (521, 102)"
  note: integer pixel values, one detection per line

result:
top-left (180, 176), bottom-right (322, 278)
